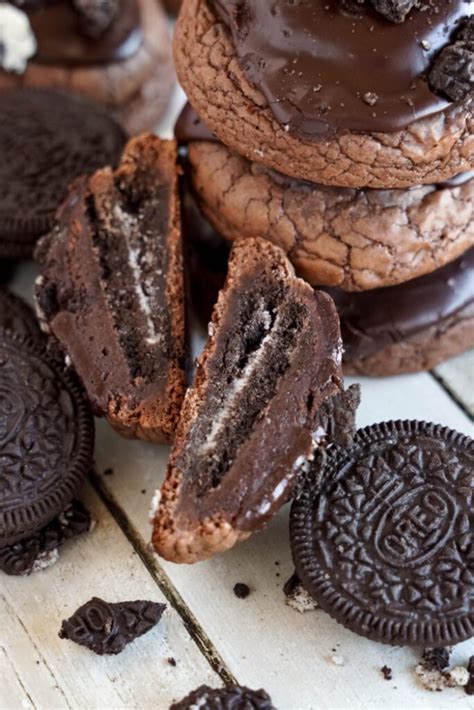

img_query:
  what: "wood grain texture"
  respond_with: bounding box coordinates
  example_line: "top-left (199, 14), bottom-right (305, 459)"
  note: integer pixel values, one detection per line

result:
top-left (0, 486), bottom-right (219, 710)
top-left (93, 372), bottom-right (474, 710)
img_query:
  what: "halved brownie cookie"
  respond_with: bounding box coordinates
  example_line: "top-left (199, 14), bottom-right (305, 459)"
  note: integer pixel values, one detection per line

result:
top-left (35, 135), bottom-right (186, 443)
top-left (152, 237), bottom-right (346, 563)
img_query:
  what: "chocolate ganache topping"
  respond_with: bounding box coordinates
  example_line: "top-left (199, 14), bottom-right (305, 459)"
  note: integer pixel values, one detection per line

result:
top-left (10, 0), bottom-right (141, 65)
top-left (210, 0), bottom-right (473, 136)
top-left (326, 248), bottom-right (474, 360)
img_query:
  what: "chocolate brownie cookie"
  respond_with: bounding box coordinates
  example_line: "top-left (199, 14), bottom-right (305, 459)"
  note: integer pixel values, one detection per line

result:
top-left (0, 332), bottom-right (94, 548)
top-left (290, 420), bottom-right (474, 647)
top-left (187, 140), bottom-right (474, 291)
top-left (0, 0), bottom-right (174, 133)
top-left (152, 237), bottom-right (344, 563)
top-left (328, 248), bottom-right (474, 376)
top-left (0, 88), bottom-right (126, 258)
top-left (35, 135), bottom-right (186, 443)
top-left (170, 685), bottom-right (276, 709)
top-left (175, 0), bottom-right (473, 188)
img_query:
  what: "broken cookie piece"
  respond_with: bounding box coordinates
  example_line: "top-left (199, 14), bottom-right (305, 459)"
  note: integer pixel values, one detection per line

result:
top-left (59, 597), bottom-right (166, 655)
top-left (284, 573), bottom-right (319, 614)
top-left (152, 237), bottom-right (344, 563)
top-left (429, 16), bottom-right (474, 102)
top-left (35, 135), bottom-right (186, 443)
top-left (0, 500), bottom-right (94, 576)
top-left (370, 0), bottom-right (418, 23)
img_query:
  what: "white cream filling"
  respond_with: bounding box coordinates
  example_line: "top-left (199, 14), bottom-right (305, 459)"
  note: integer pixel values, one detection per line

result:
top-left (198, 305), bottom-right (277, 457)
top-left (0, 4), bottom-right (37, 74)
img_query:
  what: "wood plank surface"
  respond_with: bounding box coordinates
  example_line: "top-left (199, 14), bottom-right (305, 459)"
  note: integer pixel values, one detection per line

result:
top-left (0, 486), bottom-right (220, 710)
top-left (93, 373), bottom-right (474, 710)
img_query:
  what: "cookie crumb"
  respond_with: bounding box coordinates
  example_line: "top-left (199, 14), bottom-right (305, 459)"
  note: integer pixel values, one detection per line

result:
top-left (168, 657), bottom-right (177, 667)
top-left (414, 647), bottom-right (471, 692)
top-left (465, 657), bottom-right (474, 696)
top-left (363, 92), bottom-right (378, 106)
top-left (330, 654), bottom-right (346, 667)
top-left (233, 583), bottom-right (250, 599)
top-left (381, 666), bottom-right (392, 681)
top-left (283, 573), bottom-right (319, 614)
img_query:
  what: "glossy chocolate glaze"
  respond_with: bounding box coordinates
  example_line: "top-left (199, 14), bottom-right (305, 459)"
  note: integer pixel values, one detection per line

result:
top-left (19, 0), bottom-right (141, 65)
top-left (326, 248), bottom-right (474, 360)
top-left (211, 0), bottom-right (472, 136)
top-left (176, 103), bottom-right (474, 191)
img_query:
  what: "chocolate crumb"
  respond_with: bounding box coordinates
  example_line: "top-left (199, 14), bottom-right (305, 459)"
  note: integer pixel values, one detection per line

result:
top-left (168, 657), bottom-right (177, 667)
top-left (233, 583), bottom-right (251, 599)
top-left (381, 666), bottom-right (393, 681)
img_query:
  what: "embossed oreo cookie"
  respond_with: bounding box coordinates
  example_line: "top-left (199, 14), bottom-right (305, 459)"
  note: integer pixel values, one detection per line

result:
top-left (59, 597), bottom-right (166, 655)
top-left (0, 332), bottom-right (94, 547)
top-left (170, 684), bottom-right (276, 710)
top-left (290, 420), bottom-right (474, 647)
top-left (0, 88), bottom-right (126, 258)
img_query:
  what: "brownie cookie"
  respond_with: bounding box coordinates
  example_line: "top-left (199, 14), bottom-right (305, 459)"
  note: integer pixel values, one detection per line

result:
top-left (174, 0), bottom-right (473, 188)
top-left (35, 135), bottom-right (186, 443)
top-left (0, 288), bottom-right (43, 342)
top-left (0, 0), bottom-right (174, 134)
top-left (187, 140), bottom-right (474, 291)
top-left (152, 237), bottom-right (344, 563)
top-left (0, 88), bottom-right (126, 258)
top-left (0, 332), bottom-right (94, 548)
top-left (328, 248), bottom-right (474, 376)
top-left (59, 597), bottom-right (166, 654)
top-left (170, 685), bottom-right (276, 709)
top-left (290, 420), bottom-right (474, 647)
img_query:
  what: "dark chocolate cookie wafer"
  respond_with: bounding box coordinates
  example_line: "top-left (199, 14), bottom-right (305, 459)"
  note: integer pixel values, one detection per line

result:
top-left (0, 332), bottom-right (94, 547)
top-left (290, 420), bottom-right (474, 647)
top-left (0, 88), bottom-right (126, 258)
top-left (170, 684), bottom-right (276, 710)
top-left (59, 597), bottom-right (166, 655)
top-left (0, 288), bottom-right (42, 342)
top-left (0, 499), bottom-right (94, 576)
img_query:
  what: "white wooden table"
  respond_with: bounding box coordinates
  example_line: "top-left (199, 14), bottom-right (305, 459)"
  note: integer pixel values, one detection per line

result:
top-left (1, 84), bottom-right (473, 710)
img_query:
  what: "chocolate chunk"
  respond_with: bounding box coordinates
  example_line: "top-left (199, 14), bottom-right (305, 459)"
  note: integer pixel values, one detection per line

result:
top-left (429, 17), bottom-right (474, 102)
top-left (381, 666), bottom-right (393, 680)
top-left (73, 0), bottom-right (120, 38)
top-left (290, 420), bottom-right (474, 647)
top-left (0, 89), bottom-right (126, 258)
top-left (370, 0), bottom-right (418, 23)
top-left (152, 238), bottom-right (344, 563)
top-left (35, 135), bottom-right (186, 443)
top-left (0, 332), bottom-right (94, 547)
top-left (170, 685), bottom-right (276, 710)
top-left (0, 500), bottom-right (93, 576)
top-left (59, 597), bottom-right (166, 655)
top-left (233, 583), bottom-right (250, 599)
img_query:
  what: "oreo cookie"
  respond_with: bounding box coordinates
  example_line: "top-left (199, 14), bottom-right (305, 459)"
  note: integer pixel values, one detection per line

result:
top-left (0, 332), bottom-right (94, 547)
top-left (290, 420), bottom-right (474, 647)
top-left (59, 597), bottom-right (166, 655)
top-left (0, 499), bottom-right (94, 576)
top-left (0, 288), bottom-right (42, 341)
top-left (0, 88), bottom-right (126, 258)
top-left (170, 685), bottom-right (276, 710)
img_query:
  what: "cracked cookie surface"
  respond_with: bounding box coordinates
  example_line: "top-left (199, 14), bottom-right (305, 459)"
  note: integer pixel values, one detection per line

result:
top-left (174, 0), bottom-right (473, 188)
top-left (188, 141), bottom-right (474, 291)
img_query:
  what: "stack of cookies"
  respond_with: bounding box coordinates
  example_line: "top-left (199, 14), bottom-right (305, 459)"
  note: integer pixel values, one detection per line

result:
top-left (174, 0), bottom-right (474, 376)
